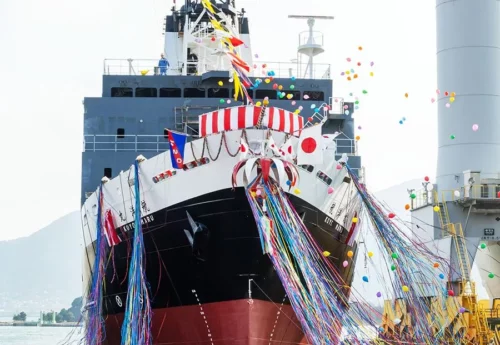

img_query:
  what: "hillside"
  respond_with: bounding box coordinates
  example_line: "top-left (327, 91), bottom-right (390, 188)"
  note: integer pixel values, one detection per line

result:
top-left (0, 211), bottom-right (83, 315)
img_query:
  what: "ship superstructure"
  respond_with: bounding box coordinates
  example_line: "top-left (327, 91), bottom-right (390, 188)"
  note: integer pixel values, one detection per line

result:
top-left (81, 1), bottom-right (364, 344)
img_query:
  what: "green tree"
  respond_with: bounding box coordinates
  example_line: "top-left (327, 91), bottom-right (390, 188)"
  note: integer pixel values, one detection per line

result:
top-left (12, 312), bottom-right (27, 322)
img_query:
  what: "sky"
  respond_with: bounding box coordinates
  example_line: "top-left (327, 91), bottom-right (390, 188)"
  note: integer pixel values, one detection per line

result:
top-left (0, 0), bottom-right (437, 241)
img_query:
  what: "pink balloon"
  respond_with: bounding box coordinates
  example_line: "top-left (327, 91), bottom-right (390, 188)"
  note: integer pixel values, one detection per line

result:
top-left (445, 103), bottom-right (451, 108)
top-left (291, 101), bottom-right (296, 105)
top-left (472, 124), bottom-right (479, 131)
top-left (431, 98), bottom-right (435, 103)
top-left (336, 164), bottom-right (342, 170)
top-left (436, 89), bottom-right (441, 94)
top-left (327, 187), bottom-right (334, 194)
top-left (346, 57), bottom-right (351, 62)
top-left (343, 260), bottom-right (349, 267)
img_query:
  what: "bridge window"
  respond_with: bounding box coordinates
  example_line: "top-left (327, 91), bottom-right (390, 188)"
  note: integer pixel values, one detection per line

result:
top-left (184, 88), bottom-right (205, 98)
top-left (160, 88), bottom-right (181, 97)
top-left (317, 170), bottom-right (333, 185)
top-left (135, 87), bottom-right (157, 97)
top-left (163, 128), bottom-right (169, 139)
top-left (104, 168), bottom-right (112, 179)
top-left (299, 165), bottom-right (314, 173)
top-left (111, 87), bottom-right (133, 97)
top-left (233, 89), bottom-right (254, 102)
top-left (256, 90), bottom-right (277, 100)
top-left (303, 91), bottom-right (324, 101)
top-left (117, 128), bottom-right (125, 139)
top-left (208, 88), bottom-right (229, 98)
top-left (280, 90), bottom-right (301, 100)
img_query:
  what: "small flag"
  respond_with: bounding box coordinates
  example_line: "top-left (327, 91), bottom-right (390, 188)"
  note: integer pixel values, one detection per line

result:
top-left (167, 129), bottom-right (188, 169)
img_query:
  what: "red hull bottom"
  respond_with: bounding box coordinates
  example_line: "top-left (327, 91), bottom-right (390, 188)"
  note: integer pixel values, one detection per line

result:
top-left (104, 300), bottom-right (308, 345)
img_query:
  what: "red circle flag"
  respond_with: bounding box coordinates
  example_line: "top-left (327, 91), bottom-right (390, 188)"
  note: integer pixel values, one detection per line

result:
top-left (301, 137), bottom-right (317, 153)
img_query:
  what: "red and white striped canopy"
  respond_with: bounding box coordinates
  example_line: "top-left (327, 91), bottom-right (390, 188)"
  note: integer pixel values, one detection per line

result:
top-left (199, 106), bottom-right (304, 137)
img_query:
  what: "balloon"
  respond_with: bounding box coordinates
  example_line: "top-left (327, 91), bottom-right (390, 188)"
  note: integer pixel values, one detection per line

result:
top-left (433, 206), bottom-right (440, 212)
top-left (218, 81), bottom-right (223, 86)
top-left (323, 251), bottom-right (331, 257)
top-left (290, 85), bottom-right (295, 90)
top-left (220, 99), bottom-right (224, 104)
top-left (369, 72), bottom-right (374, 77)
top-left (336, 164), bottom-right (342, 170)
top-left (410, 193), bottom-right (416, 199)
top-left (388, 213), bottom-right (395, 219)
top-left (303, 95), bottom-right (310, 100)
top-left (391, 253), bottom-right (399, 259)
top-left (255, 101), bottom-right (262, 106)
top-left (358, 46), bottom-right (363, 50)
top-left (376, 292), bottom-right (382, 298)
top-left (459, 307), bottom-right (466, 313)
top-left (472, 124), bottom-right (479, 131)
top-left (426, 183), bottom-right (434, 191)
top-left (346, 57), bottom-right (351, 62)
top-left (370, 61), bottom-right (374, 66)
top-left (424, 176), bottom-right (429, 182)
top-left (362, 276), bottom-right (369, 283)
top-left (439, 273), bottom-right (445, 279)
top-left (446, 103), bottom-right (451, 108)
top-left (347, 250), bottom-right (354, 258)
top-left (489, 273), bottom-right (495, 278)
top-left (264, 78), bottom-right (270, 83)
top-left (436, 89), bottom-right (441, 94)
top-left (448, 290), bottom-right (455, 296)
top-left (307, 117), bottom-right (313, 122)
top-left (352, 217), bottom-right (358, 223)
top-left (451, 92), bottom-right (456, 97)
top-left (272, 83), bottom-right (278, 90)
top-left (431, 98), bottom-right (435, 103)
top-left (405, 204), bottom-right (410, 210)
top-left (402, 286), bottom-right (409, 292)
top-left (404, 93), bottom-right (408, 98)
top-left (391, 265), bottom-right (396, 271)
top-left (362, 90), bottom-right (368, 94)
top-left (226, 100), bottom-right (231, 104)
top-left (358, 126), bottom-right (362, 130)
top-left (291, 76), bottom-right (296, 81)
top-left (368, 251), bottom-right (374, 258)
top-left (355, 135), bottom-right (360, 140)
top-left (444, 91), bottom-right (449, 96)
top-left (394, 318), bottom-right (401, 324)
top-left (480, 243), bottom-right (486, 249)
top-left (433, 262), bottom-right (439, 268)
top-left (454, 190), bottom-right (460, 198)
top-left (291, 101), bottom-right (296, 105)
top-left (450, 134), bottom-right (456, 139)
top-left (449, 96), bottom-right (455, 103)
top-left (327, 187), bottom-right (334, 194)
top-left (399, 120), bottom-right (404, 125)
top-left (294, 188), bottom-right (301, 195)
top-left (343, 260), bottom-right (348, 267)
top-left (345, 110), bottom-right (350, 115)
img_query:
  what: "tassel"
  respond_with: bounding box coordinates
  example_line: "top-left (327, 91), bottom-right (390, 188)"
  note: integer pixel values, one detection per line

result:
top-left (120, 160), bottom-right (153, 345)
top-left (84, 183), bottom-right (107, 345)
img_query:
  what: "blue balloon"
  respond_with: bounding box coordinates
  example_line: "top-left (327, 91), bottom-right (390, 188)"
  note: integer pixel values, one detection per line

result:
top-left (355, 106), bottom-right (359, 110)
top-left (399, 120), bottom-right (404, 124)
top-left (314, 108), bottom-right (320, 112)
top-left (439, 273), bottom-right (445, 279)
top-left (286, 180), bottom-right (291, 186)
top-left (362, 276), bottom-right (369, 283)
top-left (345, 110), bottom-right (350, 115)
top-left (402, 117), bottom-right (407, 121)
top-left (291, 76), bottom-right (296, 81)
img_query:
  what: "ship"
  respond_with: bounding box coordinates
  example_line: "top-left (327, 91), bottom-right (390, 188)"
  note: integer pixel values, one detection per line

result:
top-left (80, 1), bottom-right (364, 344)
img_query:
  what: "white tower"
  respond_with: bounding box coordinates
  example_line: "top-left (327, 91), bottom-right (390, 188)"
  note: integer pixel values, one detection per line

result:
top-left (412, 0), bottom-right (500, 301)
top-left (288, 15), bottom-right (333, 79)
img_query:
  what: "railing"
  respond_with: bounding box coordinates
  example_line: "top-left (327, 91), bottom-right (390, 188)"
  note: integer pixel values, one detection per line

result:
top-left (299, 31), bottom-right (324, 47)
top-left (328, 97), bottom-right (345, 114)
top-left (461, 185), bottom-right (500, 199)
top-left (83, 134), bottom-right (358, 154)
top-left (103, 58), bottom-right (331, 79)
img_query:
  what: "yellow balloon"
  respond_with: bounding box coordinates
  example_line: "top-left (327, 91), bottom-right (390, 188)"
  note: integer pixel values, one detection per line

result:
top-left (263, 99), bottom-right (269, 106)
top-left (368, 251), bottom-right (374, 258)
top-left (278, 85), bottom-right (283, 90)
top-left (402, 286), bottom-right (409, 292)
top-left (451, 92), bottom-right (456, 97)
top-left (323, 251), bottom-right (331, 257)
top-left (265, 78), bottom-right (270, 83)
top-left (347, 250), bottom-right (354, 258)
top-left (255, 101), bottom-right (262, 106)
top-left (369, 72), bottom-right (374, 77)
top-left (433, 206), bottom-right (440, 212)
top-left (346, 71), bottom-right (350, 75)
top-left (449, 97), bottom-right (455, 103)
top-left (294, 188), bottom-right (301, 195)
top-left (218, 81), bottom-right (223, 86)
top-left (352, 217), bottom-right (358, 223)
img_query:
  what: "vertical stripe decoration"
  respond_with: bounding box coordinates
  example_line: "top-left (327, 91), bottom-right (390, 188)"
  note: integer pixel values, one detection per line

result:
top-left (84, 183), bottom-right (107, 345)
top-left (120, 159), bottom-right (153, 345)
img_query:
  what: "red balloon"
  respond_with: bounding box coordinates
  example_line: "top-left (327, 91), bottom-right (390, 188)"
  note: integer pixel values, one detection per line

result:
top-left (308, 117), bottom-right (313, 122)
top-left (388, 213), bottom-right (396, 219)
top-left (448, 290), bottom-right (455, 296)
top-left (497, 191), bottom-right (500, 198)
top-left (424, 176), bottom-right (430, 182)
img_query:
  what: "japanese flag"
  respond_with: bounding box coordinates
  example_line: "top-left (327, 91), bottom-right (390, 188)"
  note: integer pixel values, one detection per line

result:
top-left (240, 136), bottom-right (250, 161)
top-left (297, 124), bottom-right (323, 165)
top-left (280, 138), bottom-right (295, 161)
top-left (267, 135), bottom-right (282, 157)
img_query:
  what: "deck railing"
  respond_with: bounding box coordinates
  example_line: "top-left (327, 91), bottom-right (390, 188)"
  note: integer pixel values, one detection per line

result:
top-left (83, 134), bottom-right (357, 154)
top-left (103, 59), bottom-right (331, 79)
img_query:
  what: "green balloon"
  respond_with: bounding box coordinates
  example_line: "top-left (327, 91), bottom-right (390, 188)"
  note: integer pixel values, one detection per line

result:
top-left (489, 273), bottom-right (495, 279)
top-left (220, 99), bottom-right (224, 104)
top-left (391, 265), bottom-right (396, 271)
top-left (481, 243), bottom-right (487, 249)
top-left (410, 193), bottom-right (416, 199)
top-left (362, 90), bottom-right (368, 94)
top-left (290, 85), bottom-right (295, 90)
top-left (391, 253), bottom-right (399, 259)
top-left (450, 134), bottom-right (456, 139)
top-left (355, 101), bottom-right (359, 105)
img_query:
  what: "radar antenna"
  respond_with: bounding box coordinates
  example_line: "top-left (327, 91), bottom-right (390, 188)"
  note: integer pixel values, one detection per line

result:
top-left (288, 15), bottom-right (334, 79)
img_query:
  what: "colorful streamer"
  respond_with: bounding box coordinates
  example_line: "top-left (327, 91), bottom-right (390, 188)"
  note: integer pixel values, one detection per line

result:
top-left (120, 160), bottom-right (153, 345)
top-left (84, 183), bottom-right (107, 345)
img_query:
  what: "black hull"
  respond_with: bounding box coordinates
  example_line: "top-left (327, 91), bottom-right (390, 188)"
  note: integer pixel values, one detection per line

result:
top-left (87, 187), bottom-right (358, 342)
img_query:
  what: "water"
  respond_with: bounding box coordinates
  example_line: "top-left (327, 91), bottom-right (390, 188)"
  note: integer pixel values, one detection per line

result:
top-left (0, 326), bottom-right (80, 345)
